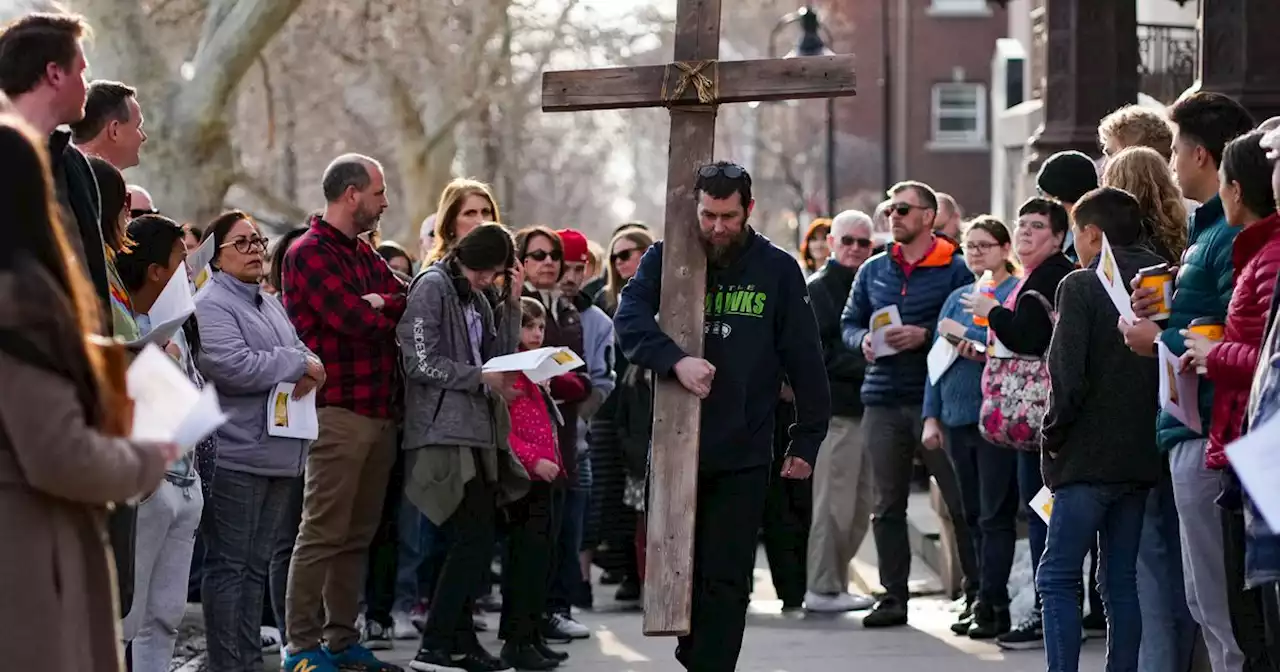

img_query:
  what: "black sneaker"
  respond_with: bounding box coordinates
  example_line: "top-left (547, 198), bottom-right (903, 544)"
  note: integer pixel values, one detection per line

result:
top-left (457, 646), bottom-right (515, 672)
top-left (861, 596), bottom-right (908, 628)
top-left (409, 648), bottom-right (467, 672)
top-left (614, 577), bottom-right (641, 602)
top-left (967, 603), bottom-right (1011, 640)
top-left (500, 642), bottom-right (558, 670)
top-left (362, 619), bottom-right (394, 651)
top-left (996, 610), bottom-right (1044, 650)
top-left (533, 637), bottom-right (568, 663)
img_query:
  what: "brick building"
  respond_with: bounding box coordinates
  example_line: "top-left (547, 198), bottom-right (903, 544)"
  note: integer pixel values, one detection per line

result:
top-left (819, 0), bottom-right (1007, 218)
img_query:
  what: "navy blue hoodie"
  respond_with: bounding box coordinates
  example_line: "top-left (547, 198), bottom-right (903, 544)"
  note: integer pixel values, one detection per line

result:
top-left (614, 230), bottom-right (831, 472)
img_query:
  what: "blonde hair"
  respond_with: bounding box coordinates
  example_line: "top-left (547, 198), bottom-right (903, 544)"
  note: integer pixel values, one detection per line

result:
top-left (1099, 105), bottom-right (1174, 162)
top-left (1101, 146), bottom-right (1188, 259)
top-left (603, 227), bottom-right (655, 311)
top-left (426, 178), bottom-right (500, 263)
top-left (586, 239), bottom-right (605, 278)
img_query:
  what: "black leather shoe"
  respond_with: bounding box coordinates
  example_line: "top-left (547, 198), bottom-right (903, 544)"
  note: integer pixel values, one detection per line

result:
top-left (968, 603), bottom-right (1011, 640)
top-left (533, 637), bottom-right (569, 663)
top-left (500, 642), bottom-right (557, 670)
top-left (861, 597), bottom-right (909, 628)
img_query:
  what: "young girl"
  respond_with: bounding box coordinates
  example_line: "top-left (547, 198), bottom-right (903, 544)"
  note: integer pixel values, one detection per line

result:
top-left (500, 297), bottom-right (571, 670)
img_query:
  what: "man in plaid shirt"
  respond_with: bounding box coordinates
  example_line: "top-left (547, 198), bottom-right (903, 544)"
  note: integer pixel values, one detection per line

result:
top-left (281, 154), bottom-right (407, 672)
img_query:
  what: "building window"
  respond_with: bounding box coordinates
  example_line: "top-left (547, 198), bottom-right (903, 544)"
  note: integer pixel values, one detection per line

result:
top-left (928, 0), bottom-right (992, 17)
top-left (932, 83), bottom-right (987, 147)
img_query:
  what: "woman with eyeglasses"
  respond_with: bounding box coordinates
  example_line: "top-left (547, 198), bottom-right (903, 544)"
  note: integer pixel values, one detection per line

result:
top-left (922, 216), bottom-right (1021, 638)
top-left (195, 210), bottom-right (325, 672)
top-left (959, 196), bottom-right (1076, 649)
top-left (586, 227), bottom-right (655, 602)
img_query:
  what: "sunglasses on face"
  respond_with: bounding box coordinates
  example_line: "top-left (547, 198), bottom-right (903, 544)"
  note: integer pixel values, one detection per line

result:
top-left (221, 236), bottom-right (268, 254)
top-left (524, 249), bottom-right (562, 263)
top-left (697, 163), bottom-right (747, 180)
top-left (839, 236), bottom-right (873, 249)
top-left (611, 246), bottom-right (649, 263)
top-left (891, 202), bottom-right (930, 217)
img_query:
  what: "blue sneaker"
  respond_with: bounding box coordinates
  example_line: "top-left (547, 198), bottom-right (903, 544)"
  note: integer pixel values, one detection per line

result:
top-left (326, 642), bottom-right (404, 671)
top-left (282, 647), bottom-right (338, 672)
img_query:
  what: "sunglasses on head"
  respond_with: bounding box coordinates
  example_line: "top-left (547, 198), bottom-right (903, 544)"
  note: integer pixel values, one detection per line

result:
top-left (697, 163), bottom-right (747, 180)
top-left (840, 235), bottom-right (873, 249)
top-left (130, 208), bottom-right (159, 219)
top-left (891, 202), bottom-right (930, 217)
top-left (611, 246), bottom-right (649, 263)
top-left (524, 249), bottom-right (562, 263)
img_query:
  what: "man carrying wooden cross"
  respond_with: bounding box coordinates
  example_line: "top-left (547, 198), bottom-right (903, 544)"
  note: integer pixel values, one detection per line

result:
top-left (615, 161), bottom-right (831, 671)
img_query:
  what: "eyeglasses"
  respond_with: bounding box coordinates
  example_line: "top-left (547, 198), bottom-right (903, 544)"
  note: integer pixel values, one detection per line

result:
top-left (891, 202), bottom-right (931, 217)
top-left (611, 246), bottom-right (649, 263)
top-left (697, 163), bottom-right (747, 180)
top-left (524, 249), bottom-right (563, 263)
top-left (839, 236), bottom-right (873, 249)
top-left (964, 241), bottom-right (1002, 253)
top-left (221, 236), bottom-right (268, 254)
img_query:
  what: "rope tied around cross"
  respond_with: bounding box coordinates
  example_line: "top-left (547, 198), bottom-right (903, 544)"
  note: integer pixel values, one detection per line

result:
top-left (659, 60), bottom-right (718, 107)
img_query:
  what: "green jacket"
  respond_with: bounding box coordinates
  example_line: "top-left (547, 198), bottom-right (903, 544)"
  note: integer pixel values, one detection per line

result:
top-left (1156, 196), bottom-right (1240, 452)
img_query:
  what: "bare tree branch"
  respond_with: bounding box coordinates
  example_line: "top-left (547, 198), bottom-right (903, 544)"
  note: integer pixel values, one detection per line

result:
top-left (232, 172), bottom-right (309, 222)
top-left (257, 54), bottom-right (276, 148)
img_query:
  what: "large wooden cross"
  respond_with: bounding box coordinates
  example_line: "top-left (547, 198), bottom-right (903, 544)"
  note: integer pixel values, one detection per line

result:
top-left (541, 0), bottom-right (857, 636)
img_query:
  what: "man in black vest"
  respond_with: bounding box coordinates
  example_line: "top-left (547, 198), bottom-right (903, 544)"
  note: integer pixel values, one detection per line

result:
top-left (0, 12), bottom-right (108, 326)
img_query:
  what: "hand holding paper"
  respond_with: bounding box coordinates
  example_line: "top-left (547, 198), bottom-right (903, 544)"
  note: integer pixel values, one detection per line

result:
top-left (267, 382), bottom-right (319, 440)
top-left (127, 344), bottom-right (227, 453)
top-left (1095, 234), bottom-right (1138, 324)
top-left (127, 265), bottom-right (196, 349)
top-left (1157, 341), bottom-right (1201, 433)
top-left (869, 305), bottom-right (903, 358)
top-left (483, 346), bottom-right (584, 383)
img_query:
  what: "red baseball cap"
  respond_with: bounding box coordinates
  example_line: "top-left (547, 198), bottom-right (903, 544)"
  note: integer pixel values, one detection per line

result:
top-left (557, 228), bottom-right (590, 264)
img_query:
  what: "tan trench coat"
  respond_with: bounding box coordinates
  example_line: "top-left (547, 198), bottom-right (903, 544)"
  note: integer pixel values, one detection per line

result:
top-left (0, 267), bottom-right (170, 671)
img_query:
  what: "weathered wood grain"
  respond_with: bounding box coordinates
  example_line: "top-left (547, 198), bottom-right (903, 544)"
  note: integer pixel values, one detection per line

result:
top-left (542, 54), bottom-right (858, 112)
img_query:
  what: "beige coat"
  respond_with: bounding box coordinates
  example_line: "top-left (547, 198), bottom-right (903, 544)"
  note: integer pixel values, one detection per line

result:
top-left (0, 266), bottom-right (169, 672)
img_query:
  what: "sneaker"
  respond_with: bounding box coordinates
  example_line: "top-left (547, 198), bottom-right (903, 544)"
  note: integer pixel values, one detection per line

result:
top-left (614, 577), bottom-right (641, 602)
top-left (950, 596), bottom-right (977, 635)
top-left (457, 646), bottom-right (515, 672)
top-left (477, 592), bottom-right (503, 614)
top-left (362, 619), bottom-right (393, 651)
top-left (410, 601), bottom-right (428, 631)
top-left (533, 636), bottom-right (569, 663)
top-left (546, 612), bottom-right (589, 639)
top-left (409, 649), bottom-right (467, 672)
top-left (804, 590), bottom-right (875, 613)
top-left (1081, 610), bottom-right (1107, 638)
top-left (283, 647), bottom-right (337, 672)
top-left (262, 626), bottom-right (283, 654)
top-left (392, 610), bottom-right (420, 640)
top-left (327, 642), bottom-right (404, 671)
top-left (996, 611), bottom-right (1044, 650)
top-left (500, 642), bottom-right (558, 670)
top-left (967, 603), bottom-right (1011, 639)
top-left (861, 596), bottom-right (909, 628)
top-left (539, 616), bottom-right (573, 644)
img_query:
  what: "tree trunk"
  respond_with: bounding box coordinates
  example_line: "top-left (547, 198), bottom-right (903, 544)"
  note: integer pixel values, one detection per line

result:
top-left (77, 0), bottom-right (304, 225)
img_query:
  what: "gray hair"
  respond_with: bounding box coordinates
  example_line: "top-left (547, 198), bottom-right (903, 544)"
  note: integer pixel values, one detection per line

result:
top-left (831, 209), bottom-right (873, 236)
top-left (322, 153), bottom-right (382, 203)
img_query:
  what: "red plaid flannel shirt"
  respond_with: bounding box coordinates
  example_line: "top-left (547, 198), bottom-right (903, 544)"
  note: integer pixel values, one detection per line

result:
top-left (282, 216), bottom-right (407, 419)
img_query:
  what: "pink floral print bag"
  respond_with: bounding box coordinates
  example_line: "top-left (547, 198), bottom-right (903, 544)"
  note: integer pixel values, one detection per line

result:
top-left (979, 282), bottom-right (1055, 451)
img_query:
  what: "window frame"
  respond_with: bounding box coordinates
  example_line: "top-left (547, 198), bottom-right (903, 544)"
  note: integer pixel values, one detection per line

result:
top-left (930, 82), bottom-right (988, 148)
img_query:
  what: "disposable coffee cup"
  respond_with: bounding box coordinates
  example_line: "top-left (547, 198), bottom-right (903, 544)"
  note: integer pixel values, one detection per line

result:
top-left (1188, 317), bottom-right (1225, 375)
top-left (1137, 263), bottom-right (1173, 321)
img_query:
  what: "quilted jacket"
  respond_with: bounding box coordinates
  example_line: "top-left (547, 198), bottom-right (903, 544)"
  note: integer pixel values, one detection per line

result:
top-left (1205, 212), bottom-right (1280, 469)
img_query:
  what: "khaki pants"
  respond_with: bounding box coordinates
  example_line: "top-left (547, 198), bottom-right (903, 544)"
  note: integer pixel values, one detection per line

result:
top-left (806, 415), bottom-right (874, 595)
top-left (285, 407), bottom-right (397, 653)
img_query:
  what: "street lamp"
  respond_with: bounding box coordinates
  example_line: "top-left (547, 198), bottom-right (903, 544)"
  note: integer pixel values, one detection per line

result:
top-left (770, 7), bottom-right (838, 229)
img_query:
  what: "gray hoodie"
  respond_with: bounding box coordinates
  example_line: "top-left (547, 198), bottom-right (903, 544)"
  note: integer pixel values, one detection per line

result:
top-left (398, 262), bottom-right (520, 451)
top-left (195, 271), bottom-right (313, 477)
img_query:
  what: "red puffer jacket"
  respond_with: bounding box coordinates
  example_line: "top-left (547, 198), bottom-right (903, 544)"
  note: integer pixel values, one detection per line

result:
top-left (1206, 212), bottom-right (1280, 469)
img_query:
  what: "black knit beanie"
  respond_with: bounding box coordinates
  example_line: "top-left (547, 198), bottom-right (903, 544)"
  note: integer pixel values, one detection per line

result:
top-left (1036, 150), bottom-right (1099, 204)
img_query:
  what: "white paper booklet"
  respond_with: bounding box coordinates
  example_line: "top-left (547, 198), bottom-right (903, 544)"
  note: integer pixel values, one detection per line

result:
top-left (927, 337), bottom-right (958, 385)
top-left (1095, 234), bottom-right (1137, 323)
top-left (1225, 411), bottom-right (1280, 531)
top-left (869, 305), bottom-right (903, 358)
top-left (1030, 485), bottom-right (1054, 524)
top-left (1158, 341), bottom-right (1202, 433)
top-left (127, 265), bottom-right (196, 348)
top-left (483, 346), bottom-right (584, 383)
top-left (188, 234), bottom-right (217, 293)
top-left (266, 382), bottom-right (319, 440)
top-left (127, 344), bottom-right (227, 452)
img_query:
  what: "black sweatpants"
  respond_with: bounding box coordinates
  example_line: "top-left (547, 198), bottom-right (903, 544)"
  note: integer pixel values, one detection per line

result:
top-left (674, 465), bottom-right (771, 672)
top-left (422, 477), bottom-right (495, 654)
top-left (500, 481), bottom-right (558, 644)
top-left (761, 414), bottom-right (811, 608)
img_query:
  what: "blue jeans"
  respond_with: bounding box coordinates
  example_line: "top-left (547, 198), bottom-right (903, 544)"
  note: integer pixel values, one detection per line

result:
top-left (548, 487), bottom-right (588, 613)
top-left (202, 467), bottom-right (295, 672)
top-left (946, 424), bottom-right (1019, 606)
top-left (1136, 467), bottom-right (1196, 672)
top-left (394, 491), bottom-right (443, 613)
top-left (1017, 450), bottom-right (1047, 582)
top-left (1038, 483), bottom-right (1147, 672)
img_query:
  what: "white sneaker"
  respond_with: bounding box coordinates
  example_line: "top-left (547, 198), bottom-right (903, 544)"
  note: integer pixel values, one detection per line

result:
top-left (260, 625), bottom-right (282, 653)
top-left (548, 612), bottom-right (590, 639)
top-left (804, 590), bottom-right (876, 613)
top-left (392, 609), bottom-right (419, 639)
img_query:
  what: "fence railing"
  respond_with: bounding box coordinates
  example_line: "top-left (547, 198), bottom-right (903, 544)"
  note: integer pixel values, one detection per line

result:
top-left (1138, 22), bottom-right (1199, 104)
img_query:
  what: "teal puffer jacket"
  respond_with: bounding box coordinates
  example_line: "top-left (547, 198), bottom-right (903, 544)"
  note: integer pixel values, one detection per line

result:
top-left (1156, 196), bottom-right (1241, 452)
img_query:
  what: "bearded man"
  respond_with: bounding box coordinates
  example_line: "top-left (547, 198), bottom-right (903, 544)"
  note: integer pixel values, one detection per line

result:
top-left (614, 161), bottom-right (831, 672)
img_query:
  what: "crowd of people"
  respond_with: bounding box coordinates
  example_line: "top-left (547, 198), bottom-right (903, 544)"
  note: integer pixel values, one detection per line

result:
top-left (3, 8), bottom-right (1280, 672)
